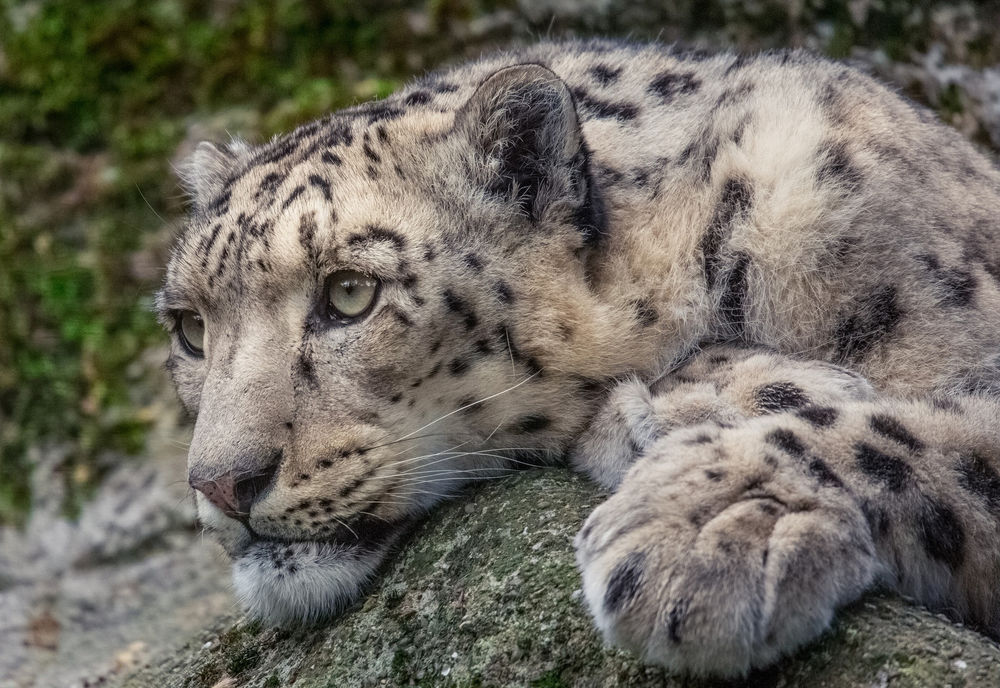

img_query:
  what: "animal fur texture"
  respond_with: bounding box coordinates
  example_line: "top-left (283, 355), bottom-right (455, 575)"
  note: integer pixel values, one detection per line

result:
top-left (157, 39), bottom-right (1000, 676)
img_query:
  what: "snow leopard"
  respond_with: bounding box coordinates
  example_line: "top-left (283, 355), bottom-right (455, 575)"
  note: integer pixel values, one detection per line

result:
top-left (157, 39), bottom-right (1000, 677)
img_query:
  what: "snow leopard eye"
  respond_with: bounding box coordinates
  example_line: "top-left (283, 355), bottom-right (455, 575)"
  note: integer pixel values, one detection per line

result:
top-left (177, 310), bottom-right (205, 356)
top-left (325, 270), bottom-right (380, 322)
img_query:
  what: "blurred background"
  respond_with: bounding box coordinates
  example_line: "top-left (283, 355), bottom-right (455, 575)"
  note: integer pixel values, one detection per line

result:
top-left (0, 1), bottom-right (998, 686)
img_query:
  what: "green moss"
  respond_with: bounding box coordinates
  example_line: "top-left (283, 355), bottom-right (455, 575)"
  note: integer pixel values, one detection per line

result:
top-left (530, 669), bottom-right (569, 688)
top-left (938, 82), bottom-right (965, 116)
top-left (0, 0), bottom-right (420, 525)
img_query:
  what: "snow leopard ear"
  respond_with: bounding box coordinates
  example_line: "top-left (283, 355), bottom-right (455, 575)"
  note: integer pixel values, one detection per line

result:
top-left (457, 64), bottom-right (601, 240)
top-left (178, 139), bottom-right (251, 212)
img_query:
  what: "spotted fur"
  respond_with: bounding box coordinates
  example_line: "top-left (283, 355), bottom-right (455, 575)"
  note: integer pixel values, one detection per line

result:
top-left (159, 39), bottom-right (1000, 674)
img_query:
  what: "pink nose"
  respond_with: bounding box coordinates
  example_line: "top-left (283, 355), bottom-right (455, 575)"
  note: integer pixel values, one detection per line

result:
top-left (190, 463), bottom-right (279, 520)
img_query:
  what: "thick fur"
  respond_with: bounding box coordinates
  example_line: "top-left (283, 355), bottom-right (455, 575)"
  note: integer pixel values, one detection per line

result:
top-left (158, 39), bottom-right (1000, 676)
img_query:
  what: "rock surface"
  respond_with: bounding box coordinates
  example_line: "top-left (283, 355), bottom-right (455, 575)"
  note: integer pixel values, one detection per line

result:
top-left (120, 471), bottom-right (1000, 688)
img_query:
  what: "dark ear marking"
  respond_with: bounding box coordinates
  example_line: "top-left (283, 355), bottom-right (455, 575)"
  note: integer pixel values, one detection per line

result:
top-left (457, 63), bottom-right (599, 232)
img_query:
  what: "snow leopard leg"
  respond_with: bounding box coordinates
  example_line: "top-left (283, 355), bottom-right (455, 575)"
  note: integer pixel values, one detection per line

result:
top-left (573, 346), bottom-right (1000, 676)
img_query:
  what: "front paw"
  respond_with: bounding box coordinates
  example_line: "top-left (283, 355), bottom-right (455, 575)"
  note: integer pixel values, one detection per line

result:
top-left (574, 424), bottom-right (877, 677)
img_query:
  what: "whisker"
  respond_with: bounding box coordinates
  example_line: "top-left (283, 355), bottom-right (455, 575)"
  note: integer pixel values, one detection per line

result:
top-left (395, 372), bottom-right (539, 442)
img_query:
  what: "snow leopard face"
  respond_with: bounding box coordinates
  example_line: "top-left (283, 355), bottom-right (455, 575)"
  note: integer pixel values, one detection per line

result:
top-left (157, 61), bottom-right (656, 622)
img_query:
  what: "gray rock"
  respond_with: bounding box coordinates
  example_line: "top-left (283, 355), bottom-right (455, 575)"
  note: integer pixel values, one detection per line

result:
top-left (120, 471), bottom-right (1000, 688)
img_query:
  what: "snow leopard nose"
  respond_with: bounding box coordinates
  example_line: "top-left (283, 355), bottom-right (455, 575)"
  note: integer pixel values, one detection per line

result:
top-left (189, 451), bottom-right (282, 520)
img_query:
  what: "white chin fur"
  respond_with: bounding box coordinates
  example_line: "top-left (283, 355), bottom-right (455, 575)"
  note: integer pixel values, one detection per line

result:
top-left (232, 539), bottom-right (384, 625)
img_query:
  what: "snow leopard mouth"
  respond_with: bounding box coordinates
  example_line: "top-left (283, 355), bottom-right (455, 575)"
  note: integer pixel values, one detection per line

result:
top-left (234, 511), bottom-right (415, 558)
top-left (229, 513), bottom-right (417, 624)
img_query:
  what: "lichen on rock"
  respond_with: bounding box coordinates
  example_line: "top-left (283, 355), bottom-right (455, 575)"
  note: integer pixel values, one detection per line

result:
top-left (121, 470), bottom-right (1000, 688)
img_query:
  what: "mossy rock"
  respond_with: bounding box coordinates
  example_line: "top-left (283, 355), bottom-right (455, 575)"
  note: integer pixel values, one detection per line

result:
top-left (121, 470), bottom-right (1000, 688)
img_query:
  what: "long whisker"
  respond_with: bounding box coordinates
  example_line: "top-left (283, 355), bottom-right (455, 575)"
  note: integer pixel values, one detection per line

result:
top-left (394, 372), bottom-right (539, 442)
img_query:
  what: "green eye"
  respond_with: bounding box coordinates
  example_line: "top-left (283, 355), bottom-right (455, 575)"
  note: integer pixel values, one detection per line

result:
top-left (326, 270), bottom-right (380, 321)
top-left (178, 311), bottom-right (205, 355)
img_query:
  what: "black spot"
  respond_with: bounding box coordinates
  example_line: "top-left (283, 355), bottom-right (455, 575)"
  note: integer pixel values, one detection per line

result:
top-left (834, 286), bottom-right (902, 362)
top-left (348, 225), bottom-right (406, 251)
top-left (255, 172), bottom-right (285, 199)
top-left (387, 305), bottom-right (413, 327)
top-left (589, 64), bottom-right (622, 86)
top-left (423, 244), bottom-right (436, 262)
top-left (711, 82), bottom-right (754, 112)
top-left (442, 289), bottom-right (478, 330)
top-left (631, 298), bottom-right (658, 327)
top-left (433, 81), bottom-right (458, 93)
top-left (359, 101), bottom-right (404, 123)
top-left (515, 414), bottom-right (551, 433)
top-left (494, 281), bottom-right (514, 304)
top-left (916, 254), bottom-right (977, 308)
top-left (648, 70), bottom-right (701, 103)
top-left (473, 338), bottom-right (493, 356)
top-left (603, 551), bottom-right (645, 614)
top-left (705, 468), bottom-right (726, 481)
top-left (869, 414), bottom-right (924, 453)
top-left (855, 443), bottom-right (912, 492)
top-left (389, 393), bottom-right (402, 404)
top-left (321, 151), bottom-right (342, 166)
top-left (298, 212), bottom-right (318, 265)
top-left (405, 90), bottom-right (432, 106)
top-left (463, 253), bottom-right (483, 271)
top-left (755, 382), bottom-right (809, 413)
top-left (376, 125), bottom-right (389, 143)
top-left (308, 174), bottom-right (332, 201)
top-left (723, 55), bottom-right (749, 76)
top-left (718, 252), bottom-right (750, 337)
top-left (957, 453), bottom-right (1000, 517)
top-left (918, 497), bottom-right (965, 569)
top-left (457, 396), bottom-right (481, 414)
top-left (731, 114), bottom-right (751, 146)
top-left (808, 457), bottom-right (844, 488)
top-left (448, 357), bottom-right (470, 376)
top-left (254, 135), bottom-right (299, 167)
top-left (796, 405), bottom-right (839, 428)
top-left (362, 137), bottom-right (381, 164)
top-left (426, 361), bottom-right (442, 378)
top-left (571, 87), bottom-right (638, 121)
top-left (297, 346), bottom-right (319, 389)
top-left (667, 598), bottom-right (689, 643)
top-left (281, 185), bottom-right (306, 211)
top-left (701, 177), bottom-right (753, 288)
top-left (816, 141), bottom-right (863, 191)
top-left (766, 428), bottom-right (805, 456)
